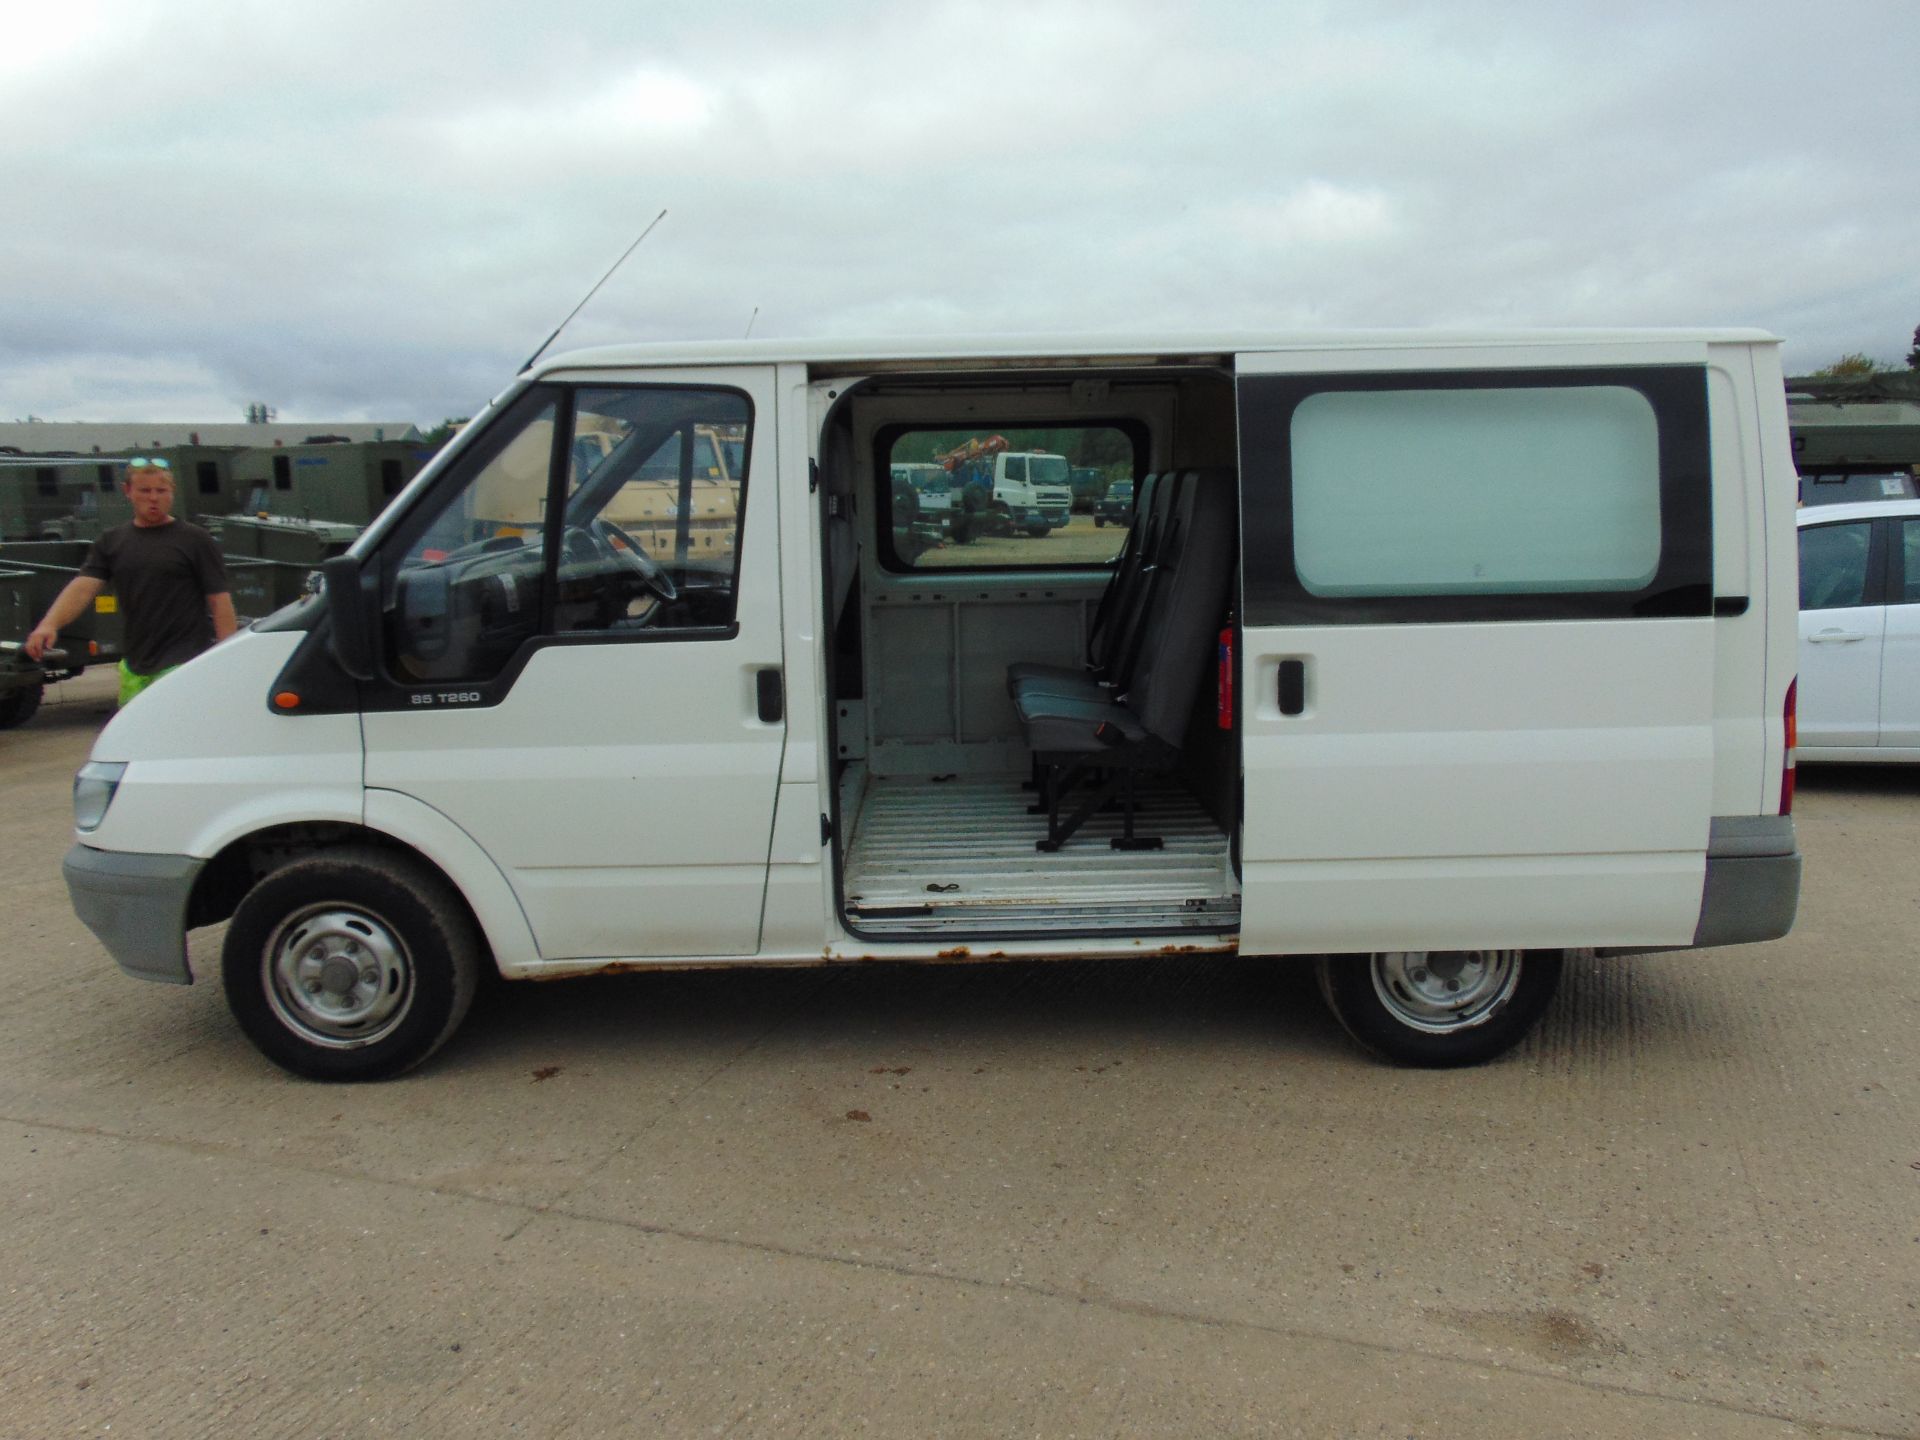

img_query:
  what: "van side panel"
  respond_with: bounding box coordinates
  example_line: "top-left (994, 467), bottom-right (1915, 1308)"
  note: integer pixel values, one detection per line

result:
top-left (1240, 619), bottom-right (1713, 951)
top-left (1234, 343), bottom-right (1721, 954)
top-left (1704, 344), bottom-right (1771, 816)
top-left (1747, 343), bottom-right (1800, 808)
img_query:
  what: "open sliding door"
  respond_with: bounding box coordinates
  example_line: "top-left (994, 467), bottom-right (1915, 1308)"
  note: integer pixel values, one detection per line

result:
top-left (1233, 344), bottom-right (1718, 954)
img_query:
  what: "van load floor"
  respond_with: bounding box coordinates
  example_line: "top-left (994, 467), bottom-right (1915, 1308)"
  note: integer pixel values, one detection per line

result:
top-left (840, 769), bottom-right (1239, 937)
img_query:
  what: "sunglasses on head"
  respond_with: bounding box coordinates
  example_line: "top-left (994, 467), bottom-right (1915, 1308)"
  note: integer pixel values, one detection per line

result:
top-left (127, 456), bottom-right (172, 470)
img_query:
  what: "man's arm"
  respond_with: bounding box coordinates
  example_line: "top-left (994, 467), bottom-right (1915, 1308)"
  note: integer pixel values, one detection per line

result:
top-left (24, 576), bottom-right (106, 661)
top-left (208, 592), bottom-right (238, 642)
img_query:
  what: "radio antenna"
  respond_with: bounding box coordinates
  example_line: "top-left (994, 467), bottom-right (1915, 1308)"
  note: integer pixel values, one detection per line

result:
top-left (520, 208), bottom-right (668, 373)
top-left (744, 306), bottom-right (759, 339)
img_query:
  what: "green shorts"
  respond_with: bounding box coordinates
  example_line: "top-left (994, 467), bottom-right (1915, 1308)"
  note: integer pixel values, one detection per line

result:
top-left (117, 660), bottom-right (181, 707)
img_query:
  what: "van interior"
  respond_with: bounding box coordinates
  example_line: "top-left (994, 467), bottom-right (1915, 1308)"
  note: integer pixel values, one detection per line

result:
top-left (814, 357), bottom-right (1243, 941)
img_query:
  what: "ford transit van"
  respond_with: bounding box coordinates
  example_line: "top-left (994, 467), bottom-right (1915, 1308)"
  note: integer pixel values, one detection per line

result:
top-left (61, 331), bottom-right (1802, 1079)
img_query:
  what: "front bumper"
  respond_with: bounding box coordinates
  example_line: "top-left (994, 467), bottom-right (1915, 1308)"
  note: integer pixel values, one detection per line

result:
top-left (63, 844), bottom-right (205, 985)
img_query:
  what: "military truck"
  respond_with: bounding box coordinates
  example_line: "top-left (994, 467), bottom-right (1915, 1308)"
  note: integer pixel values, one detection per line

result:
top-left (0, 457), bottom-right (129, 541)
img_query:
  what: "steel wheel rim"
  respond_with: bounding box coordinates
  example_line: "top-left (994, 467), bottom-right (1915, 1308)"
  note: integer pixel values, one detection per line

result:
top-left (1369, 950), bottom-right (1523, 1034)
top-left (262, 903), bottom-right (415, 1049)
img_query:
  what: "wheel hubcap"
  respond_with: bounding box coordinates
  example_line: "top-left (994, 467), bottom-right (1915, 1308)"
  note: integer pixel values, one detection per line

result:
top-left (1370, 950), bottom-right (1523, 1033)
top-left (264, 905), bottom-right (413, 1048)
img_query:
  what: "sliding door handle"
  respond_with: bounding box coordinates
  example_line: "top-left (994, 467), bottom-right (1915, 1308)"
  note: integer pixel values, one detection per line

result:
top-left (1278, 659), bottom-right (1306, 716)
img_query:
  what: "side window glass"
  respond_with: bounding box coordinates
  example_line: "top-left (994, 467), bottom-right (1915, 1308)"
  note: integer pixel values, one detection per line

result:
top-left (387, 397), bottom-right (557, 683)
top-left (556, 387), bottom-right (751, 633)
top-left (880, 426), bottom-right (1138, 570)
top-left (1798, 523), bottom-right (1872, 610)
top-left (1290, 386), bottom-right (1661, 597)
top-left (1903, 521), bottom-right (1920, 604)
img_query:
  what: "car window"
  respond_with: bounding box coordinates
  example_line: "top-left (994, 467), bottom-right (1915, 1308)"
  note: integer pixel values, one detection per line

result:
top-left (1798, 522), bottom-right (1872, 610)
top-left (1902, 521), bottom-right (1920, 604)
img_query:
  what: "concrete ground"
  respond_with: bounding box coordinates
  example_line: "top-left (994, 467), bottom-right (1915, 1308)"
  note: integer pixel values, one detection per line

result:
top-left (1, 666), bottom-right (1915, 1438)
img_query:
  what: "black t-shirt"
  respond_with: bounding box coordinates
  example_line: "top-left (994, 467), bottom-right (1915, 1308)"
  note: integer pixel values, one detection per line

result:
top-left (80, 520), bottom-right (229, 674)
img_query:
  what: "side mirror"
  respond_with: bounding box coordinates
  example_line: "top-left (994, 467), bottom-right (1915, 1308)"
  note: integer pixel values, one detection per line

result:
top-left (321, 555), bottom-right (377, 680)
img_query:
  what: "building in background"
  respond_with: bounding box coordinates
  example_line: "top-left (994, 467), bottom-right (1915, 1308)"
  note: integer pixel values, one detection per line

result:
top-left (0, 420), bottom-right (421, 453)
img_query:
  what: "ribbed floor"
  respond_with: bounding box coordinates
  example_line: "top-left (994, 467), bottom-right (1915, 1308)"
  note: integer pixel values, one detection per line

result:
top-left (842, 771), bottom-right (1240, 936)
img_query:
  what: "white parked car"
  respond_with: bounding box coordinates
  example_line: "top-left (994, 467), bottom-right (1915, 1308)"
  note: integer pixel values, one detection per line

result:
top-left (1797, 497), bottom-right (1920, 759)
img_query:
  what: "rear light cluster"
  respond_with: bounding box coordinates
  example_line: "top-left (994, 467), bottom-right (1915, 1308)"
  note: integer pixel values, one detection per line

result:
top-left (1781, 678), bottom-right (1797, 815)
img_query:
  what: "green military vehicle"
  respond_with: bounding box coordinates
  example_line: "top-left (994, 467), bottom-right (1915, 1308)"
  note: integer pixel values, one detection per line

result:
top-left (229, 438), bottom-right (428, 526)
top-left (0, 537), bottom-right (280, 730)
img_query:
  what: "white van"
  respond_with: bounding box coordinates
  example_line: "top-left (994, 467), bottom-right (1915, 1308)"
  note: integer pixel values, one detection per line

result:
top-left (61, 331), bottom-right (1802, 1079)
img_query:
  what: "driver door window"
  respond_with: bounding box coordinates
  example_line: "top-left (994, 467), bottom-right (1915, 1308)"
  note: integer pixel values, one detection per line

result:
top-left (384, 384), bottom-right (753, 686)
top-left (557, 387), bottom-right (750, 634)
top-left (388, 396), bottom-right (557, 683)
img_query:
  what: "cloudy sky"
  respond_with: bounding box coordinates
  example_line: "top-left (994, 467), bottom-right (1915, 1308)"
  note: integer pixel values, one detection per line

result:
top-left (6, 0), bottom-right (1917, 426)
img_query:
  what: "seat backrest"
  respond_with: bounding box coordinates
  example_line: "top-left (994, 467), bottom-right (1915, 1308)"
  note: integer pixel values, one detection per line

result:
top-left (1084, 471), bottom-right (1162, 671)
top-left (1121, 469), bottom-right (1235, 747)
top-left (1104, 469), bottom-right (1191, 692)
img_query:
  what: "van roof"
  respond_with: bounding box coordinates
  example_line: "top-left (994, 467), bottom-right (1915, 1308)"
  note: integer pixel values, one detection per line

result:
top-left (532, 328), bottom-right (1780, 380)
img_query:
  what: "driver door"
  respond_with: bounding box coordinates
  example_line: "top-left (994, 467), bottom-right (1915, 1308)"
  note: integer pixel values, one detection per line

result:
top-left (362, 368), bottom-right (786, 960)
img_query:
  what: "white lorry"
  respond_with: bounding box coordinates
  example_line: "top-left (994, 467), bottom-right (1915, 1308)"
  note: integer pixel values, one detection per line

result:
top-left (938, 439), bottom-right (1076, 541)
top-left (61, 330), bottom-right (1802, 1079)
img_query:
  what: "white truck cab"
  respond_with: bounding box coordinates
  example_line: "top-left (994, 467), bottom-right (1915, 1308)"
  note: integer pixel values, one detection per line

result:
top-left (63, 330), bottom-right (1802, 1079)
top-left (986, 450), bottom-right (1075, 536)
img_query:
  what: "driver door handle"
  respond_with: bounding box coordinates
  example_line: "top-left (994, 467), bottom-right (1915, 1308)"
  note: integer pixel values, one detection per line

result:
top-left (1808, 629), bottom-right (1868, 644)
top-left (755, 668), bottom-right (784, 723)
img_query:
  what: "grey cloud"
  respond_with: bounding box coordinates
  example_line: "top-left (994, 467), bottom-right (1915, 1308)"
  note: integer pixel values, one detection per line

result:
top-left (4, 0), bottom-right (1916, 424)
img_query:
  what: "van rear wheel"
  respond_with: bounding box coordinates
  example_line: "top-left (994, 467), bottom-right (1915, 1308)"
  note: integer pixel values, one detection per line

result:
top-left (221, 847), bottom-right (482, 1082)
top-left (1315, 949), bottom-right (1563, 1067)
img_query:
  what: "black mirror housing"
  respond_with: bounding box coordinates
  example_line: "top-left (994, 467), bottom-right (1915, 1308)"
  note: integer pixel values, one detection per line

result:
top-left (321, 555), bottom-right (377, 680)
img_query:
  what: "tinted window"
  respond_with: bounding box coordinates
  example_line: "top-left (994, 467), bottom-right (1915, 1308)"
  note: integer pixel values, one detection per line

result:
top-left (1799, 523), bottom-right (1871, 610)
top-left (1904, 520), bottom-right (1920, 603)
top-left (1239, 366), bottom-right (1712, 625)
top-left (1291, 386), bottom-right (1661, 597)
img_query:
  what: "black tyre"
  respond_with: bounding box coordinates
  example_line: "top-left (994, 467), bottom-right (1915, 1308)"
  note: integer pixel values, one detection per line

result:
top-left (221, 847), bottom-right (484, 1081)
top-left (0, 681), bottom-right (43, 729)
top-left (1025, 525), bottom-right (1049, 538)
top-left (1315, 949), bottom-right (1564, 1067)
top-left (1094, 516), bottom-right (1106, 528)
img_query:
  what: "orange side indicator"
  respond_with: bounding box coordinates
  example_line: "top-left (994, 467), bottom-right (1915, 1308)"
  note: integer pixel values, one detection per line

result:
top-left (273, 691), bottom-right (302, 711)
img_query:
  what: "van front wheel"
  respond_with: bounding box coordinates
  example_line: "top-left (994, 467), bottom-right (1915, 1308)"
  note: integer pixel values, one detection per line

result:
top-left (1315, 949), bottom-right (1563, 1067)
top-left (221, 848), bottom-right (482, 1082)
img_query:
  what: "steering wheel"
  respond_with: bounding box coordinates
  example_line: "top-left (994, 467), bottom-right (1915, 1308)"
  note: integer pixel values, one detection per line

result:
top-left (587, 516), bottom-right (678, 603)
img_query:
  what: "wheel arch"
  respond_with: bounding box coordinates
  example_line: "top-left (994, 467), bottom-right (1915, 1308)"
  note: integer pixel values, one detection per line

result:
top-left (187, 800), bottom-right (540, 976)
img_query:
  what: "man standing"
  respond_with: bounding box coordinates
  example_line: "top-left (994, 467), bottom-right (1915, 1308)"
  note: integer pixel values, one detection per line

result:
top-left (25, 458), bottom-right (237, 706)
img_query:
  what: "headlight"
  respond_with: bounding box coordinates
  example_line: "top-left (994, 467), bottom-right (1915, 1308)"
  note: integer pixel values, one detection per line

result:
top-left (73, 761), bottom-right (128, 832)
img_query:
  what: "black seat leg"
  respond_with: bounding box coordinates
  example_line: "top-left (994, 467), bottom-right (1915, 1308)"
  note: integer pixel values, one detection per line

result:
top-left (1110, 765), bottom-right (1163, 851)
